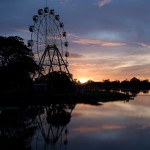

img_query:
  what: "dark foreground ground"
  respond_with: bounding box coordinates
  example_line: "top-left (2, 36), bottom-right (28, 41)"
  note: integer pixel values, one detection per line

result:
top-left (0, 90), bottom-right (132, 106)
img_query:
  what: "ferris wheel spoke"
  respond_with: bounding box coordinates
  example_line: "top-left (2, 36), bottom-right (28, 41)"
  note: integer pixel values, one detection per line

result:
top-left (32, 27), bottom-right (45, 45)
top-left (47, 18), bottom-right (55, 44)
top-left (40, 21), bottom-right (54, 46)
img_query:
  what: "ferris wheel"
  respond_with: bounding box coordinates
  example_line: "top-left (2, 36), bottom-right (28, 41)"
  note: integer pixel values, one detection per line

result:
top-left (28, 7), bottom-right (70, 79)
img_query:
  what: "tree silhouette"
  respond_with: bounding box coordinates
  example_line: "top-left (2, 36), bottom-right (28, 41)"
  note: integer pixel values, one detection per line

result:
top-left (0, 36), bottom-right (38, 92)
top-left (35, 71), bottom-right (75, 92)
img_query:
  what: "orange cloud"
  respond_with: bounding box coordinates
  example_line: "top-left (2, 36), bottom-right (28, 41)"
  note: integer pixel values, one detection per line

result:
top-left (72, 124), bottom-right (126, 133)
top-left (101, 125), bottom-right (126, 130)
top-left (73, 38), bottom-right (126, 47)
top-left (101, 42), bottom-right (126, 47)
top-left (73, 126), bottom-right (101, 132)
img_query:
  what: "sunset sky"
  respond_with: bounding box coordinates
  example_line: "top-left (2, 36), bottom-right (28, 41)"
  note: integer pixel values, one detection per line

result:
top-left (1, 0), bottom-right (150, 82)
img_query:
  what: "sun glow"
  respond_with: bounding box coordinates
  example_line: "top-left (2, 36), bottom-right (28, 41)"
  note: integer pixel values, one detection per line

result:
top-left (78, 77), bottom-right (89, 83)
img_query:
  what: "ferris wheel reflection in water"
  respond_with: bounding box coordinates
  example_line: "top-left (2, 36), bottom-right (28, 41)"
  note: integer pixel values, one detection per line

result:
top-left (32, 104), bottom-right (76, 150)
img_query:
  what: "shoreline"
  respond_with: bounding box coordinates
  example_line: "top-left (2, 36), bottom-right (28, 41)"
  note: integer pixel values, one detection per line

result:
top-left (0, 90), bottom-right (132, 106)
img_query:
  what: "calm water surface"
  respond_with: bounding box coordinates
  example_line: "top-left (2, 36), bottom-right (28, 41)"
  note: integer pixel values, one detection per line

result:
top-left (1, 93), bottom-right (150, 150)
top-left (69, 95), bottom-right (150, 150)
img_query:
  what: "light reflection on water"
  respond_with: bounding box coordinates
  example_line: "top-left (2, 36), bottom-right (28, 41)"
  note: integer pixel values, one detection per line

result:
top-left (69, 96), bottom-right (150, 150)
top-left (0, 95), bottom-right (150, 150)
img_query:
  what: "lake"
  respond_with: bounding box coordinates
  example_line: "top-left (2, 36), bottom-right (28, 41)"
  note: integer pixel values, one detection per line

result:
top-left (0, 92), bottom-right (150, 150)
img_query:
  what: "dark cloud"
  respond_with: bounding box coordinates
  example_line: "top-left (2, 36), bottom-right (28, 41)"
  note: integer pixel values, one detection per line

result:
top-left (1, 0), bottom-right (150, 44)
top-left (69, 53), bottom-right (84, 58)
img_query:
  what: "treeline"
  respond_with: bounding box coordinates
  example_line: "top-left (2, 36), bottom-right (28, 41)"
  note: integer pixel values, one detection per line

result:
top-left (81, 77), bottom-right (150, 90)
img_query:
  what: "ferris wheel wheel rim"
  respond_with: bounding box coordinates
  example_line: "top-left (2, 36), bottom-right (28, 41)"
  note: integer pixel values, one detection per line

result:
top-left (30, 11), bottom-right (68, 54)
